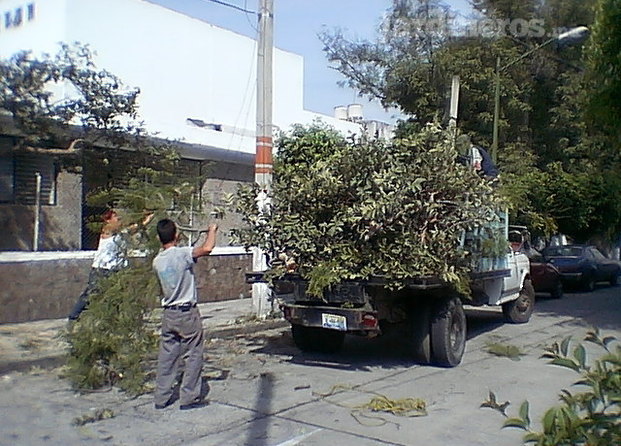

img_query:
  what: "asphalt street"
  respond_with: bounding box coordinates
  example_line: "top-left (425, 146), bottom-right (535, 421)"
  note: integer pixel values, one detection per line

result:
top-left (0, 285), bottom-right (619, 446)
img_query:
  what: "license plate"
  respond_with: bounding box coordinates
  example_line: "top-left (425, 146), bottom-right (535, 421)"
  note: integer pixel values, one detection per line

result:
top-left (322, 313), bottom-right (347, 331)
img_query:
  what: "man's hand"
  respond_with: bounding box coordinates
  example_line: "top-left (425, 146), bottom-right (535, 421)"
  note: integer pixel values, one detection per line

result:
top-left (142, 212), bottom-right (155, 226)
top-left (193, 222), bottom-right (218, 259)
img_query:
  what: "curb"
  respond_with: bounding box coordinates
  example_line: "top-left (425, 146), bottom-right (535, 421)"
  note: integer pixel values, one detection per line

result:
top-left (0, 319), bottom-right (290, 375)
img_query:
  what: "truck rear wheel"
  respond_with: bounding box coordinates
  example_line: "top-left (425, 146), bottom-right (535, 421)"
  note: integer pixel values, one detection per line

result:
top-left (502, 280), bottom-right (535, 323)
top-left (291, 324), bottom-right (345, 353)
top-left (430, 297), bottom-right (466, 367)
top-left (410, 304), bottom-right (431, 364)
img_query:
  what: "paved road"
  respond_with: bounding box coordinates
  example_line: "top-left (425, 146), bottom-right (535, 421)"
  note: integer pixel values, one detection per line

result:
top-left (1, 285), bottom-right (619, 446)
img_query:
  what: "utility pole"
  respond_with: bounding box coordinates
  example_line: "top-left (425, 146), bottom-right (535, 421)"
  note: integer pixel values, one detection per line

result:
top-left (448, 75), bottom-right (460, 149)
top-left (252, 0), bottom-right (274, 317)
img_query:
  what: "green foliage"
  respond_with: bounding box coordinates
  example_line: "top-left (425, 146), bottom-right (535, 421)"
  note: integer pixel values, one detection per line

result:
top-left (0, 43), bottom-right (140, 148)
top-left (320, 0), bottom-right (621, 243)
top-left (483, 329), bottom-right (621, 445)
top-left (63, 149), bottom-right (201, 395)
top-left (585, 0), bottom-right (621, 144)
top-left (62, 266), bottom-right (160, 395)
top-left (230, 122), bottom-right (503, 296)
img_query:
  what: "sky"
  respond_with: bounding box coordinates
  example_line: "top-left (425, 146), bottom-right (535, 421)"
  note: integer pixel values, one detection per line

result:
top-left (149, 0), bottom-right (473, 124)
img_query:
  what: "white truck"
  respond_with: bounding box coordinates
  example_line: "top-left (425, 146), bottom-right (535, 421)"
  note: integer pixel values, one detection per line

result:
top-left (248, 219), bottom-right (533, 367)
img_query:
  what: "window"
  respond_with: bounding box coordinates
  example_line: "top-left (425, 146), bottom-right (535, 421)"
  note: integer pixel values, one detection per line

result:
top-left (27, 3), bottom-right (34, 21)
top-left (0, 139), bottom-right (57, 205)
top-left (13, 7), bottom-right (22, 26)
top-left (590, 248), bottom-right (606, 260)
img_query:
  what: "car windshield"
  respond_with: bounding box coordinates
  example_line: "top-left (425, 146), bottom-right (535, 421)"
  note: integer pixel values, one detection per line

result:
top-left (544, 246), bottom-right (583, 257)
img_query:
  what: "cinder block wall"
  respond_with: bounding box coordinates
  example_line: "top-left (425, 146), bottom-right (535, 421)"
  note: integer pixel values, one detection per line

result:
top-left (0, 253), bottom-right (252, 323)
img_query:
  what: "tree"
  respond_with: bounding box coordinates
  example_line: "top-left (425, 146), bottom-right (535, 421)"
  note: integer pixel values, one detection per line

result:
top-left (321, 0), bottom-right (621, 243)
top-left (1, 44), bottom-right (203, 394)
top-left (585, 0), bottom-right (621, 145)
top-left (320, 0), bottom-right (455, 124)
top-left (0, 44), bottom-right (142, 151)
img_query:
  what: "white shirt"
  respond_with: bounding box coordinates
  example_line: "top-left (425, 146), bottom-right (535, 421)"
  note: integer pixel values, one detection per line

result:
top-left (92, 234), bottom-right (127, 270)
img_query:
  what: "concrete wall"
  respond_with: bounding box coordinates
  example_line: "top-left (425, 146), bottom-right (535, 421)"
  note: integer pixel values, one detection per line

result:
top-left (195, 253), bottom-right (252, 303)
top-left (0, 253), bottom-right (92, 323)
top-left (0, 170), bottom-right (82, 251)
top-left (0, 249), bottom-right (252, 323)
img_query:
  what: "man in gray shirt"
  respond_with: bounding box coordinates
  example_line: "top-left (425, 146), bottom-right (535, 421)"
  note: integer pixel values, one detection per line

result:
top-left (152, 218), bottom-right (217, 410)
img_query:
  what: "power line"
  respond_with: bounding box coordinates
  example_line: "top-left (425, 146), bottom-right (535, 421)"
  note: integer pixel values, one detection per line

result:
top-left (244, 0), bottom-right (259, 32)
top-left (198, 0), bottom-right (256, 15)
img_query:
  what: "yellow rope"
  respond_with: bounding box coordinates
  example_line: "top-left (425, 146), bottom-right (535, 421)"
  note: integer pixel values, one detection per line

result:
top-left (313, 384), bottom-right (427, 427)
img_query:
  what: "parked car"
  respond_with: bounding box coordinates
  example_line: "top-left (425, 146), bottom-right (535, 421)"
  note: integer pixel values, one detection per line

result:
top-left (542, 245), bottom-right (621, 291)
top-left (509, 226), bottom-right (563, 298)
top-left (527, 251), bottom-right (564, 298)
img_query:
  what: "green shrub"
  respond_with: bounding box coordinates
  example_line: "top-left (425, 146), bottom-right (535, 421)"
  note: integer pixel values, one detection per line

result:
top-left (482, 329), bottom-right (621, 445)
top-left (62, 265), bottom-right (160, 395)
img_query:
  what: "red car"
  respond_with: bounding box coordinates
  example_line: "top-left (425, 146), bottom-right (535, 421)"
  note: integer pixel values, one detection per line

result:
top-left (509, 227), bottom-right (563, 298)
top-left (527, 251), bottom-right (564, 298)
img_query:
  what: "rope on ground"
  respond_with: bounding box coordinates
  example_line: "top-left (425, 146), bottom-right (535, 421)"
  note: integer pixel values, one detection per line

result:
top-left (313, 384), bottom-right (427, 427)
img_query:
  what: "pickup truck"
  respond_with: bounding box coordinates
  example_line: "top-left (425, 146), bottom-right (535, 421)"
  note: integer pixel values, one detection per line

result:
top-left (248, 236), bottom-right (533, 368)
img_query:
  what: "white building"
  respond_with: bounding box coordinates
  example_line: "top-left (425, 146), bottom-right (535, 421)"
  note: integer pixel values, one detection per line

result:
top-left (0, 0), bottom-right (363, 155)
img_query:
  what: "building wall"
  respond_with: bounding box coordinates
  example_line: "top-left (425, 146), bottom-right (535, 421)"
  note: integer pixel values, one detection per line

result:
top-left (195, 253), bottom-right (252, 303)
top-left (0, 169), bottom-right (82, 251)
top-left (0, 0), bottom-right (68, 54)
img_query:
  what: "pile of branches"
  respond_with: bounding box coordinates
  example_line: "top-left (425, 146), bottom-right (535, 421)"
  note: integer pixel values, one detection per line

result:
top-left (230, 122), bottom-right (503, 296)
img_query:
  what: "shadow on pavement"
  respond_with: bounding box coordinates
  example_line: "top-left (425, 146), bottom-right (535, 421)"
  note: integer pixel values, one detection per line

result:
top-left (242, 311), bottom-right (508, 372)
top-left (533, 285), bottom-right (621, 331)
top-left (235, 286), bottom-right (619, 372)
top-left (244, 371), bottom-right (274, 446)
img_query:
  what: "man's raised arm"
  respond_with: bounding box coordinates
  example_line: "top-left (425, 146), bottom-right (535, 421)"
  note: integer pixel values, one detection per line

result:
top-left (192, 224), bottom-right (218, 259)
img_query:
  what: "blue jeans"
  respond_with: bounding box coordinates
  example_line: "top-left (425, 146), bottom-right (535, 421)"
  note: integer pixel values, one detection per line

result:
top-left (67, 268), bottom-right (115, 320)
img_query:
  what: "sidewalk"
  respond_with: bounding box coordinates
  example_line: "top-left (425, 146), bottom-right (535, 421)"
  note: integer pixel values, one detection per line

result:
top-left (0, 298), bottom-right (288, 375)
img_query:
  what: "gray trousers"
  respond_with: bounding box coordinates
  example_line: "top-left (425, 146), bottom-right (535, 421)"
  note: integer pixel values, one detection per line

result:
top-left (154, 306), bottom-right (204, 406)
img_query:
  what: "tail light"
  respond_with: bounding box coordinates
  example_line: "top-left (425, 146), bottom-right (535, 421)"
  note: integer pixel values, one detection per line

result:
top-left (362, 313), bottom-right (378, 328)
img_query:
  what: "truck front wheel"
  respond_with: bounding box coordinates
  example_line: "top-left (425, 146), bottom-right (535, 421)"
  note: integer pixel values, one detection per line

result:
top-left (291, 324), bottom-right (345, 353)
top-left (430, 297), bottom-right (466, 367)
top-left (502, 280), bottom-right (535, 323)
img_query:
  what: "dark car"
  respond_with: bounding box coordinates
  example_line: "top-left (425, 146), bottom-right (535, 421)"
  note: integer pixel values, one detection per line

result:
top-left (542, 245), bottom-right (621, 291)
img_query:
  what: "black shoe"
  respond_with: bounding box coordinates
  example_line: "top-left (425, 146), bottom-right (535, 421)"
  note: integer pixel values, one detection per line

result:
top-left (154, 399), bottom-right (174, 410)
top-left (179, 400), bottom-right (208, 410)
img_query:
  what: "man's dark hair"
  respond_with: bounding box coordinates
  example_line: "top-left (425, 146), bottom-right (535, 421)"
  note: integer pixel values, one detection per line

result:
top-left (156, 219), bottom-right (176, 244)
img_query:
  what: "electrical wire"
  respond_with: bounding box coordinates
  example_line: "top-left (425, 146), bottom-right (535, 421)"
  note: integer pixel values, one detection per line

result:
top-left (197, 0), bottom-right (256, 15)
top-left (244, 0), bottom-right (259, 33)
